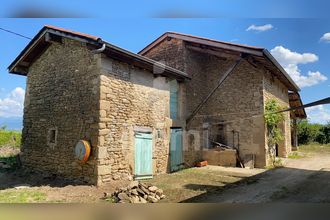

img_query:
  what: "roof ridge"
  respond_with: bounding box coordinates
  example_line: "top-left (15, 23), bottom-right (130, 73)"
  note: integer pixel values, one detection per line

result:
top-left (44, 25), bottom-right (101, 41)
top-left (165, 31), bottom-right (264, 50)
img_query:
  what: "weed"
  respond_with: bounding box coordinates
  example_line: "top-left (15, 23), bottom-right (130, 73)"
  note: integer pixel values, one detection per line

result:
top-left (0, 190), bottom-right (46, 203)
top-left (288, 152), bottom-right (304, 159)
top-left (0, 130), bottom-right (21, 148)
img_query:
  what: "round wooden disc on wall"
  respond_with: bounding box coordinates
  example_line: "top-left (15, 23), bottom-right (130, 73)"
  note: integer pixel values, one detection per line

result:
top-left (75, 140), bottom-right (91, 164)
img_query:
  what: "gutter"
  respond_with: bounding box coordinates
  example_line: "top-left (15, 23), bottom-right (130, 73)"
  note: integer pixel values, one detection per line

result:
top-left (102, 41), bottom-right (191, 80)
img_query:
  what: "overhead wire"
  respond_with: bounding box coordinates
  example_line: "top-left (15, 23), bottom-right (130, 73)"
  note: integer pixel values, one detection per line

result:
top-left (0, 27), bottom-right (32, 40)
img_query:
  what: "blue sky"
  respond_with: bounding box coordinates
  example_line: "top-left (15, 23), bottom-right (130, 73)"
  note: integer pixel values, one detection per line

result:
top-left (0, 3), bottom-right (330, 129)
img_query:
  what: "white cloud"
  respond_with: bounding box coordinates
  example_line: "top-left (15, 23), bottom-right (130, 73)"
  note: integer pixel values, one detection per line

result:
top-left (0, 87), bottom-right (25, 118)
top-left (270, 46), bottom-right (327, 88)
top-left (320, 33), bottom-right (330, 42)
top-left (246, 24), bottom-right (273, 32)
top-left (306, 105), bottom-right (330, 124)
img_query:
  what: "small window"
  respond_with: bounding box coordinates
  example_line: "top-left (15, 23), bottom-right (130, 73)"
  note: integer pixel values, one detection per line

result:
top-left (47, 128), bottom-right (57, 147)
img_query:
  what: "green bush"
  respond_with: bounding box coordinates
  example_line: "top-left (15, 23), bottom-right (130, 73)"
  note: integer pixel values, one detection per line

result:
top-left (297, 120), bottom-right (330, 145)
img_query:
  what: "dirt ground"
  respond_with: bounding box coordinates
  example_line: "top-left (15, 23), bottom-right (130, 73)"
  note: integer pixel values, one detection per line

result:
top-left (0, 146), bottom-right (130, 203)
top-left (1, 145), bottom-right (330, 203)
top-left (183, 147), bottom-right (330, 203)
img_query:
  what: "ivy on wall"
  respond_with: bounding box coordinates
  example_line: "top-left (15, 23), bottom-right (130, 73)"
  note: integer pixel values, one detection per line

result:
top-left (264, 99), bottom-right (285, 165)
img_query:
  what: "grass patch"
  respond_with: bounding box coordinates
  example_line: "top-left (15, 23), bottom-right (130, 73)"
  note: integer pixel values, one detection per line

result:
top-left (0, 190), bottom-right (46, 203)
top-left (0, 130), bottom-right (21, 148)
top-left (288, 152), bottom-right (305, 159)
top-left (142, 167), bottom-right (246, 202)
top-left (299, 143), bottom-right (330, 154)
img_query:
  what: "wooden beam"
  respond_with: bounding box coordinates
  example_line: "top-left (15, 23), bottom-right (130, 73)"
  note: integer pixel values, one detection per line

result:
top-left (277, 97), bottom-right (330, 114)
top-left (185, 44), bottom-right (240, 60)
top-left (186, 57), bottom-right (243, 125)
top-left (45, 32), bottom-right (62, 43)
top-left (13, 66), bottom-right (28, 75)
top-left (169, 33), bottom-right (264, 57)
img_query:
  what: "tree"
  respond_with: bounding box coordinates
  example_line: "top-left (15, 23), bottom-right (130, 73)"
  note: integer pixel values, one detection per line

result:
top-left (297, 120), bottom-right (329, 144)
top-left (317, 122), bottom-right (330, 144)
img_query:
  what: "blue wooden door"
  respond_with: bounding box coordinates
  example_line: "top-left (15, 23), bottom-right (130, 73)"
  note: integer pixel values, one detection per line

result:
top-left (170, 128), bottom-right (183, 172)
top-left (134, 132), bottom-right (153, 179)
top-left (170, 80), bottom-right (178, 119)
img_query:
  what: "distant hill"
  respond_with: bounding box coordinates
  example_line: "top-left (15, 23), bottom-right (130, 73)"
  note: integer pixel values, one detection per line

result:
top-left (0, 117), bottom-right (23, 131)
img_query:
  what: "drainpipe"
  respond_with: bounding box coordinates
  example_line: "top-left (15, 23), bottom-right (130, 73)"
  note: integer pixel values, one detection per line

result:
top-left (92, 43), bottom-right (106, 53)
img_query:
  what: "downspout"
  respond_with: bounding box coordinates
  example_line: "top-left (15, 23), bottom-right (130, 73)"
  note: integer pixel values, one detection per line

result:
top-left (92, 43), bottom-right (106, 53)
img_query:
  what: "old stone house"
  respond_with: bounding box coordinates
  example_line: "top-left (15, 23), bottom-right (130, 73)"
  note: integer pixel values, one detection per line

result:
top-left (9, 26), bottom-right (305, 185)
top-left (139, 32), bottom-right (306, 168)
top-left (8, 26), bottom-right (190, 185)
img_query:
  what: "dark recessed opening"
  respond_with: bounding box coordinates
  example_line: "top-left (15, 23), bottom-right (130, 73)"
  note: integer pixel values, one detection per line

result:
top-left (48, 128), bottom-right (57, 146)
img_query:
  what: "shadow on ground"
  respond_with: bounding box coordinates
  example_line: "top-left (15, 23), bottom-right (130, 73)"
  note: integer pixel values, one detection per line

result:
top-left (181, 167), bottom-right (330, 203)
top-left (0, 154), bottom-right (91, 190)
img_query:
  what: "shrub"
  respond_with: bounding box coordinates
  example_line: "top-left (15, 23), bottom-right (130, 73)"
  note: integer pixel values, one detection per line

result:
top-left (297, 120), bottom-right (330, 145)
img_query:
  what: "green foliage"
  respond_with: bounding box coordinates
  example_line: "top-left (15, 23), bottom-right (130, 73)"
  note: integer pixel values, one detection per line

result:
top-left (265, 158), bottom-right (283, 169)
top-left (0, 130), bottom-right (21, 148)
top-left (299, 143), bottom-right (330, 153)
top-left (264, 99), bottom-right (285, 146)
top-left (297, 120), bottom-right (330, 145)
top-left (0, 155), bottom-right (18, 172)
top-left (0, 190), bottom-right (46, 203)
top-left (287, 152), bottom-right (304, 159)
top-left (264, 99), bottom-right (285, 166)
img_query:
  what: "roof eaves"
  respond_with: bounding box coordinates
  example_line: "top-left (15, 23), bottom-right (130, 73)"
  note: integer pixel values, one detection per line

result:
top-left (139, 31), bottom-right (265, 57)
top-left (8, 26), bottom-right (101, 74)
top-left (138, 32), bottom-right (169, 55)
top-left (103, 41), bottom-right (191, 80)
top-left (263, 49), bottom-right (300, 92)
top-left (9, 26), bottom-right (190, 81)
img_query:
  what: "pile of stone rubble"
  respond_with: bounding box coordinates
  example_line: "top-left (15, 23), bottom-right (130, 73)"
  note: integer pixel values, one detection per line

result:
top-left (105, 181), bottom-right (165, 203)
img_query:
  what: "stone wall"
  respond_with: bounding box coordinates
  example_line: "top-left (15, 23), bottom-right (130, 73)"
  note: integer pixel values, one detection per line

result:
top-left (22, 38), bottom-right (100, 184)
top-left (263, 71), bottom-right (291, 159)
top-left (97, 55), bottom-right (172, 184)
top-left (141, 38), bottom-right (186, 72)
top-left (184, 49), bottom-right (267, 167)
top-left (143, 39), bottom-right (268, 167)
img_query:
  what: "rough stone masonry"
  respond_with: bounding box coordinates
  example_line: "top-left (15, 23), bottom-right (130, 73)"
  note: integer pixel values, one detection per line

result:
top-left (20, 37), bottom-right (176, 185)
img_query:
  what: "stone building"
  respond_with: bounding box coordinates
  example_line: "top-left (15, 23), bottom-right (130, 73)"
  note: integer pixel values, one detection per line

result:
top-left (9, 26), bottom-right (305, 185)
top-left (139, 32), bottom-right (306, 168)
top-left (8, 26), bottom-right (190, 185)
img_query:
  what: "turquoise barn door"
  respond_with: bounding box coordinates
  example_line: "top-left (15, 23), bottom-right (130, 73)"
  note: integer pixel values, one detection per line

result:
top-left (170, 128), bottom-right (183, 172)
top-left (170, 80), bottom-right (178, 119)
top-left (134, 132), bottom-right (153, 179)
